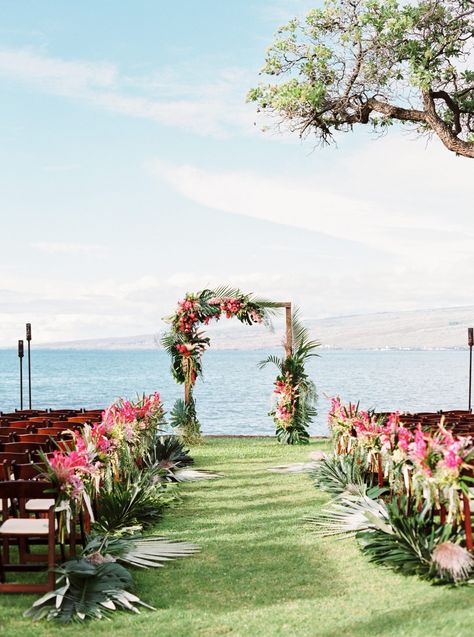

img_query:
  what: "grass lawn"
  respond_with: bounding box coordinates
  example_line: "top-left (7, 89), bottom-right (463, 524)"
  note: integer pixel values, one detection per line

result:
top-left (1, 437), bottom-right (474, 637)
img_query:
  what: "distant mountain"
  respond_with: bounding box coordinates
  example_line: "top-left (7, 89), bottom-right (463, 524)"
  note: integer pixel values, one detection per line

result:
top-left (35, 305), bottom-right (474, 350)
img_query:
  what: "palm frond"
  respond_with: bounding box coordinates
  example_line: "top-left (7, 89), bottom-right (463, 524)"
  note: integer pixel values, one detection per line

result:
top-left (267, 462), bottom-right (318, 473)
top-left (143, 434), bottom-right (194, 471)
top-left (357, 497), bottom-right (473, 583)
top-left (307, 486), bottom-right (391, 538)
top-left (84, 534), bottom-right (199, 569)
top-left (169, 398), bottom-right (201, 444)
top-left (311, 453), bottom-right (369, 496)
top-left (171, 468), bottom-right (223, 482)
top-left (289, 307), bottom-right (320, 359)
top-left (258, 354), bottom-right (283, 371)
top-left (93, 467), bottom-right (170, 534)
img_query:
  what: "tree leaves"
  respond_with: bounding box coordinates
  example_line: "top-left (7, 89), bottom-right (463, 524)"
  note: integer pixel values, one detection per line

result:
top-left (249, 0), bottom-right (474, 157)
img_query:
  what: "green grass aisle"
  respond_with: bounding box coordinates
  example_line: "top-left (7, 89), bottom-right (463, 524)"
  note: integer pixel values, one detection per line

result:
top-left (1, 438), bottom-right (474, 637)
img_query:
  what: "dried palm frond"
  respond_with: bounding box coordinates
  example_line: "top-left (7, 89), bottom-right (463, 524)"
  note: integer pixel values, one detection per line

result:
top-left (431, 541), bottom-right (474, 583)
top-left (268, 462), bottom-right (318, 474)
top-left (84, 534), bottom-right (199, 569)
top-left (307, 485), bottom-right (391, 538)
top-left (171, 468), bottom-right (223, 482)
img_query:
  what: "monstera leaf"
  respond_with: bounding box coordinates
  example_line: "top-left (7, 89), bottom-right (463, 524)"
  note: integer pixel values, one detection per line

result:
top-left (24, 558), bottom-right (154, 622)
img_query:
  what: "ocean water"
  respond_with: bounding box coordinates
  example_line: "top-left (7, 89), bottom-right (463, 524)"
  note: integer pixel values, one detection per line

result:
top-left (0, 348), bottom-right (471, 436)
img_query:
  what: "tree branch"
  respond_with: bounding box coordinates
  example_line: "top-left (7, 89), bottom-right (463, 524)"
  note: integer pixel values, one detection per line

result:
top-left (430, 90), bottom-right (462, 134)
top-left (423, 91), bottom-right (474, 158)
top-left (366, 98), bottom-right (426, 123)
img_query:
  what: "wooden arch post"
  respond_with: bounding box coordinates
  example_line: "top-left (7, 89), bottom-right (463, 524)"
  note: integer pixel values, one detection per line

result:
top-left (276, 302), bottom-right (293, 359)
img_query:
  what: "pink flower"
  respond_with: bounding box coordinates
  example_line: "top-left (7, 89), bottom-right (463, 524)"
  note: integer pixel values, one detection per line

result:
top-left (397, 426), bottom-right (412, 452)
top-left (48, 450), bottom-right (90, 498)
top-left (410, 426), bottom-right (428, 461)
top-left (443, 449), bottom-right (463, 470)
top-left (386, 412), bottom-right (400, 432)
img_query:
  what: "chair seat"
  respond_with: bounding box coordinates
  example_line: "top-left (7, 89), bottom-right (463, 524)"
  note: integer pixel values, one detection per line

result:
top-left (25, 498), bottom-right (55, 512)
top-left (0, 518), bottom-right (51, 535)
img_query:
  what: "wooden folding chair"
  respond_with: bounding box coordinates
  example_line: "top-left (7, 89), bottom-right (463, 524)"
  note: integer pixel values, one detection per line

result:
top-left (17, 434), bottom-right (53, 444)
top-left (0, 460), bottom-right (12, 482)
top-left (0, 442), bottom-right (49, 454)
top-left (0, 480), bottom-right (56, 593)
top-left (0, 452), bottom-right (30, 465)
top-left (10, 464), bottom-right (55, 514)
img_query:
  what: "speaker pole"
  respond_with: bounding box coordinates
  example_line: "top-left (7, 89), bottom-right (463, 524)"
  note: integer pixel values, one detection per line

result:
top-left (18, 339), bottom-right (24, 410)
top-left (468, 327), bottom-right (473, 413)
top-left (26, 323), bottom-right (32, 409)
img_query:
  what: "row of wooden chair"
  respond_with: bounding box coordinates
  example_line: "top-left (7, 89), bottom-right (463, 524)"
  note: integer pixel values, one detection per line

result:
top-left (375, 410), bottom-right (474, 436)
top-left (0, 457), bottom-right (85, 593)
top-left (0, 407), bottom-right (103, 592)
top-left (0, 480), bottom-right (56, 593)
top-left (0, 409), bottom-right (103, 427)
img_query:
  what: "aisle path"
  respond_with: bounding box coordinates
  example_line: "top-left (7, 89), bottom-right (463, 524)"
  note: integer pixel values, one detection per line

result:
top-left (2, 438), bottom-right (474, 637)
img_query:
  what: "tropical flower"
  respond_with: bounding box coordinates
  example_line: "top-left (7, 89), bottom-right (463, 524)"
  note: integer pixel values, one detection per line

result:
top-left (431, 542), bottom-right (474, 582)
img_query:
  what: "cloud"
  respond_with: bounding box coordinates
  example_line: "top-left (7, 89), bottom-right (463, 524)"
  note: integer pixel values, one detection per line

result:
top-left (257, 0), bottom-right (318, 23)
top-left (32, 242), bottom-right (106, 256)
top-left (0, 48), bottom-right (117, 91)
top-left (2, 253), bottom-right (474, 347)
top-left (150, 136), bottom-right (473, 262)
top-left (0, 47), bottom-right (256, 138)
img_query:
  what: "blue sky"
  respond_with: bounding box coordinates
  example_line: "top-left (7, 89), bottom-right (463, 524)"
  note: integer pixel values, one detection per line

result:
top-left (0, 0), bottom-right (472, 345)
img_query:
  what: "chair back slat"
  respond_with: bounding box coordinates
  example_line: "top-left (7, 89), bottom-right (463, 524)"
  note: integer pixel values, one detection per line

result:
top-left (12, 463), bottom-right (47, 480)
top-left (0, 442), bottom-right (48, 453)
top-left (0, 479), bottom-right (53, 500)
top-left (17, 434), bottom-right (53, 444)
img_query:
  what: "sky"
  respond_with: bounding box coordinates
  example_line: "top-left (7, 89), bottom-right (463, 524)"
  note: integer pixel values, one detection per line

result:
top-left (0, 0), bottom-right (472, 346)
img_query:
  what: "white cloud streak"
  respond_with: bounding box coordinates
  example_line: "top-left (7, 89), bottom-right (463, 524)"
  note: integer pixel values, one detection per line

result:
top-left (150, 136), bottom-right (474, 262)
top-left (0, 48), bottom-right (256, 138)
top-left (32, 242), bottom-right (107, 256)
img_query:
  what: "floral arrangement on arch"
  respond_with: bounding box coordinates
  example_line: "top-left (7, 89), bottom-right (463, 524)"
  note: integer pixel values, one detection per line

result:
top-left (162, 286), bottom-right (279, 442)
top-left (260, 309), bottom-right (319, 444)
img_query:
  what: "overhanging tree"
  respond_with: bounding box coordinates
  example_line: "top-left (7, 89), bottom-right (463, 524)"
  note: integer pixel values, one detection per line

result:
top-left (248, 0), bottom-right (474, 158)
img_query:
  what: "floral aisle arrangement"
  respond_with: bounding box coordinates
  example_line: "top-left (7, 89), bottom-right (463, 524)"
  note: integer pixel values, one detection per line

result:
top-left (162, 286), bottom-right (279, 442)
top-left (40, 392), bottom-right (167, 539)
top-left (26, 393), bottom-right (218, 623)
top-left (260, 309), bottom-right (319, 444)
top-left (327, 399), bottom-right (474, 521)
top-left (310, 399), bottom-right (474, 585)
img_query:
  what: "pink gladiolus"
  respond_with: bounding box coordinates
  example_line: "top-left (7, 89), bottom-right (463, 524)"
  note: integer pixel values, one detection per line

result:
top-left (410, 426), bottom-right (428, 461)
top-left (397, 426), bottom-right (412, 451)
top-left (386, 412), bottom-right (400, 432)
top-left (48, 450), bottom-right (91, 498)
top-left (443, 449), bottom-right (463, 469)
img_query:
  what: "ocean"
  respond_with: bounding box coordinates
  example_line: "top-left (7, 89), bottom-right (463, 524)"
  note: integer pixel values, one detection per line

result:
top-left (0, 348), bottom-right (471, 436)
